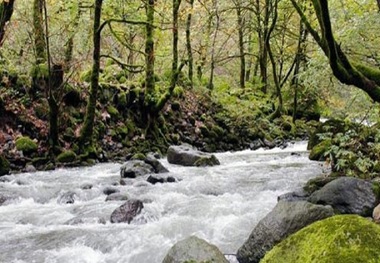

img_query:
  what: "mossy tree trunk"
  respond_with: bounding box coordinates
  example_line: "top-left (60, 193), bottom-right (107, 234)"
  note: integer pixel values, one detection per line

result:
top-left (255, 0), bottom-right (269, 94)
top-left (292, 0), bottom-right (380, 103)
top-left (144, 0), bottom-right (155, 110)
top-left (0, 0), bottom-right (15, 47)
top-left (33, 0), bottom-right (46, 63)
top-left (185, 0), bottom-right (194, 88)
top-left (64, 3), bottom-right (81, 70)
top-left (79, 0), bottom-right (103, 149)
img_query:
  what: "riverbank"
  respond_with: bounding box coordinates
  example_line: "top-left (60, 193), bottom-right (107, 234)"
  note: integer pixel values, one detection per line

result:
top-left (0, 82), bottom-right (319, 175)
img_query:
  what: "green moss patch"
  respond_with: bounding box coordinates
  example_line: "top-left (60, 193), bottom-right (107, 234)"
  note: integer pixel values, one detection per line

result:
top-left (57, 150), bottom-right (77, 163)
top-left (15, 136), bottom-right (38, 155)
top-left (262, 215), bottom-right (380, 263)
top-left (0, 154), bottom-right (10, 176)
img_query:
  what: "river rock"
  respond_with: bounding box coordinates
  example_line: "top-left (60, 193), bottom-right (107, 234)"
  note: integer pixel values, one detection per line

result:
top-left (0, 194), bottom-right (9, 205)
top-left (277, 189), bottom-right (308, 202)
top-left (308, 177), bottom-right (377, 216)
top-left (236, 200), bottom-right (334, 263)
top-left (110, 199), bottom-right (144, 224)
top-left (105, 193), bottom-right (129, 202)
top-left (373, 204), bottom-right (380, 223)
top-left (57, 191), bottom-right (76, 204)
top-left (120, 160), bottom-right (154, 178)
top-left (162, 236), bottom-right (228, 263)
top-left (261, 215), bottom-right (380, 263)
top-left (103, 187), bottom-right (120, 195)
top-left (145, 153), bottom-right (169, 173)
top-left (167, 144), bottom-right (220, 167)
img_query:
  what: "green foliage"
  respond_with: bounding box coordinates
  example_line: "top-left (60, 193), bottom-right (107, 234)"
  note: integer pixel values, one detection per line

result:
top-left (262, 215), bottom-right (380, 263)
top-left (310, 121), bottom-right (380, 178)
top-left (107, 105), bottom-right (120, 119)
top-left (57, 150), bottom-right (77, 163)
top-left (15, 136), bottom-right (38, 155)
top-left (0, 154), bottom-right (10, 176)
top-left (30, 64), bottom-right (49, 79)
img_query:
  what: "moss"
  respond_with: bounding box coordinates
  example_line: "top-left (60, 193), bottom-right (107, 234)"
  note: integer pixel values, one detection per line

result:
top-left (372, 182), bottom-right (380, 201)
top-left (262, 215), bottom-right (380, 263)
top-left (173, 86), bottom-right (184, 98)
top-left (309, 139), bottom-right (331, 161)
top-left (116, 125), bottom-right (129, 137)
top-left (117, 92), bottom-right (128, 108)
top-left (15, 136), bottom-right (38, 155)
top-left (0, 154), bottom-right (10, 176)
top-left (80, 69), bottom-right (92, 82)
top-left (107, 105), bottom-right (120, 119)
top-left (211, 125), bottom-right (224, 138)
top-left (131, 153), bottom-right (146, 160)
top-left (57, 150), bottom-right (77, 163)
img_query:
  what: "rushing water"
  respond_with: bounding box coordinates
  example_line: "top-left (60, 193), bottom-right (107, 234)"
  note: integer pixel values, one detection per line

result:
top-left (0, 142), bottom-right (323, 263)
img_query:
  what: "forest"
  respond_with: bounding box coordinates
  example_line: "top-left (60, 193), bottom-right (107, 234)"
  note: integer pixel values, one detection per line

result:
top-left (0, 0), bottom-right (380, 179)
top-left (1, 1), bottom-right (380, 263)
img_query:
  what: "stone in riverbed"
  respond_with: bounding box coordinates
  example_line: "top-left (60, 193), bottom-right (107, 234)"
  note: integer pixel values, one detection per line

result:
top-left (308, 177), bottom-right (377, 216)
top-left (105, 193), bottom-right (129, 202)
top-left (103, 187), bottom-right (120, 195)
top-left (57, 191), bottom-right (77, 204)
top-left (144, 153), bottom-right (169, 173)
top-left (120, 160), bottom-right (154, 178)
top-left (167, 144), bottom-right (220, 167)
top-left (236, 200), bottom-right (334, 263)
top-left (162, 236), bottom-right (228, 263)
top-left (110, 199), bottom-right (144, 224)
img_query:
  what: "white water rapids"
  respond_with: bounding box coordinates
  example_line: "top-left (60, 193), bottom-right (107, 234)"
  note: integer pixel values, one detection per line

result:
top-left (0, 142), bottom-right (323, 263)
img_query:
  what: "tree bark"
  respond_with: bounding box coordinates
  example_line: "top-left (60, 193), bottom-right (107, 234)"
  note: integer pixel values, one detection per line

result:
top-left (186, 0), bottom-right (194, 88)
top-left (236, 1), bottom-right (246, 88)
top-left (208, 0), bottom-right (220, 90)
top-left (0, 0), bottom-right (15, 47)
top-left (144, 0), bottom-right (155, 108)
top-left (33, 0), bottom-right (46, 63)
top-left (79, 0), bottom-right (103, 148)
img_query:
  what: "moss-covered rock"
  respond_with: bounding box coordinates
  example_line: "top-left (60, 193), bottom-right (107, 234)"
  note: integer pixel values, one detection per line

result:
top-left (15, 136), bottom-right (38, 155)
top-left (309, 139), bottom-right (332, 161)
top-left (261, 215), bottom-right (380, 263)
top-left (0, 154), bottom-right (10, 176)
top-left (107, 105), bottom-right (120, 120)
top-left (57, 150), bottom-right (77, 163)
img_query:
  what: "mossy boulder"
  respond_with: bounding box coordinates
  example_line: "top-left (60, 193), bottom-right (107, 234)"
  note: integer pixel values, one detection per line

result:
top-left (261, 215), bottom-right (380, 263)
top-left (57, 150), bottom-right (77, 163)
top-left (309, 139), bottom-right (331, 161)
top-left (15, 136), bottom-right (38, 155)
top-left (0, 154), bottom-right (10, 176)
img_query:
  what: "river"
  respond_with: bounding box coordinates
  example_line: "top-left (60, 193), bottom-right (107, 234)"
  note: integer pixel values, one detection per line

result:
top-left (0, 141), bottom-right (322, 263)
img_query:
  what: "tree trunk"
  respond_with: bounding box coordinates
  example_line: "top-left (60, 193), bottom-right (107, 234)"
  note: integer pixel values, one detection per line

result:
top-left (79, 0), bottom-right (103, 148)
top-left (208, 0), bottom-right (220, 90)
top-left (377, 0), bottom-right (380, 12)
top-left (186, 0), bottom-right (194, 88)
top-left (236, 2), bottom-right (246, 89)
top-left (144, 0), bottom-right (155, 108)
top-left (0, 0), bottom-right (15, 47)
top-left (33, 0), bottom-right (46, 63)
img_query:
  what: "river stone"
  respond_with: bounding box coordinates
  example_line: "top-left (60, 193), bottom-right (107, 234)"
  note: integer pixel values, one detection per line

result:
top-left (105, 193), bottom-right (129, 202)
top-left (103, 187), bottom-right (120, 195)
top-left (0, 194), bottom-right (8, 206)
top-left (236, 200), bottom-right (334, 263)
top-left (167, 144), bottom-right (220, 167)
top-left (308, 177), bottom-right (377, 216)
top-left (162, 236), bottom-right (228, 263)
top-left (373, 204), bottom-right (380, 223)
top-left (277, 189), bottom-right (308, 202)
top-left (57, 191), bottom-right (76, 204)
top-left (145, 153), bottom-right (169, 173)
top-left (261, 215), bottom-right (380, 263)
top-left (110, 199), bottom-right (144, 224)
top-left (120, 160), bottom-right (154, 178)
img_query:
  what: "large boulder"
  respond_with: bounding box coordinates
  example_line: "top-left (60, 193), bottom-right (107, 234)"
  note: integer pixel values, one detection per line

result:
top-left (261, 215), bottom-right (380, 263)
top-left (167, 144), bottom-right (220, 167)
top-left (236, 201), bottom-right (334, 263)
top-left (162, 236), bottom-right (228, 263)
top-left (110, 199), bottom-right (144, 224)
top-left (308, 177), bottom-right (377, 216)
top-left (120, 160), bottom-right (154, 178)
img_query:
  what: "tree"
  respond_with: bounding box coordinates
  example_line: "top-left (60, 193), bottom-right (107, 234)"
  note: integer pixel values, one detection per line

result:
top-left (33, 0), bottom-right (46, 63)
top-left (233, 0), bottom-right (246, 88)
top-left (185, 0), bottom-right (194, 88)
top-left (0, 0), bottom-right (15, 47)
top-left (291, 0), bottom-right (380, 103)
top-left (79, 0), bottom-right (103, 149)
